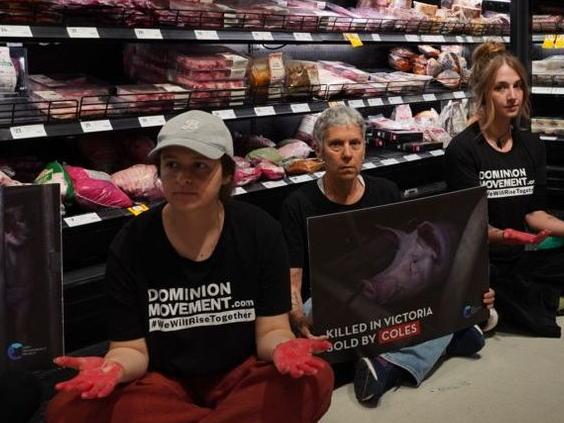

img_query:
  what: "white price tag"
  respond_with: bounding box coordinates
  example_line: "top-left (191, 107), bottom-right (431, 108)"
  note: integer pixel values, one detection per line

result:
top-left (455, 36), bottom-right (464, 43)
top-left (212, 109), bottom-right (237, 120)
top-left (233, 187), bottom-right (247, 195)
top-left (134, 28), bottom-right (163, 39)
top-left (67, 27), bottom-right (100, 38)
top-left (252, 31), bottom-right (274, 41)
top-left (80, 120), bottom-right (113, 133)
top-left (405, 34), bottom-right (420, 42)
top-left (466, 36), bottom-right (477, 43)
top-left (371, 34), bottom-right (381, 42)
top-left (552, 87), bottom-right (564, 95)
top-left (367, 98), bottom-right (384, 107)
top-left (263, 180), bottom-right (287, 189)
top-left (10, 124), bottom-right (47, 139)
top-left (429, 149), bottom-right (445, 156)
top-left (194, 30), bottom-right (219, 40)
top-left (348, 99), bottom-right (365, 108)
top-left (254, 106), bottom-right (276, 116)
top-left (388, 96), bottom-right (403, 104)
top-left (293, 32), bottom-right (313, 42)
top-left (423, 94), bottom-right (437, 101)
top-left (64, 213), bottom-right (102, 227)
top-left (421, 35), bottom-right (446, 43)
top-left (362, 162), bottom-right (376, 169)
top-left (532, 87), bottom-right (552, 95)
top-left (138, 115), bottom-right (166, 128)
top-left (404, 154), bottom-right (420, 161)
top-left (290, 103), bottom-right (311, 113)
top-left (381, 158), bottom-right (399, 166)
top-left (503, 36), bottom-right (510, 43)
top-left (453, 91), bottom-right (466, 99)
top-left (0, 25), bottom-right (32, 38)
top-left (313, 171), bottom-right (325, 179)
top-left (289, 175), bottom-right (313, 184)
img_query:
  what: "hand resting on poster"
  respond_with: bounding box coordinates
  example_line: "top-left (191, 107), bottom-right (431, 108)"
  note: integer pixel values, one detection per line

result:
top-left (53, 356), bottom-right (124, 399)
top-left (273, 339), bottom-right (332, 378)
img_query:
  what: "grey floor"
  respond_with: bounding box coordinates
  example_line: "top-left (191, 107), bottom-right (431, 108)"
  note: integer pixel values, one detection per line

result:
top-left (321, 316), bottom-right (564, 423)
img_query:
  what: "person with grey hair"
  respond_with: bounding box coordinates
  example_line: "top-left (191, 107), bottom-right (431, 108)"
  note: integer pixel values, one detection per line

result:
top-left (280, 105), bottom-right (494, 405)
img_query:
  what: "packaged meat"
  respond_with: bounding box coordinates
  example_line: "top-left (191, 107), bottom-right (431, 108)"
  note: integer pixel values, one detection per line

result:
top-left (413, 2), bottom-right (437, 17)
top-left (390, 47), bottom-right (417, 59)
top-left (233, 133), bottom-right (276, 156)
top-left (234, 166), bottom-right (262, 186)
top-left (65, 165), bottom-right (133, 210)
top-left (245, 147), bottom-right (284, 165)
top-left (426, 58), bottom-right (443, 77)
top-left (295, 113), bottom-right (319, 145)
top-left (391, 103), bottom-right (413, 121)
top-left (418, 45), bottom-right (441, 58)
top-left (112, 84), bottom-right (190, 115)
top-left (34, 161), bottom-right (75, 202)
top-left (412, 55), bottom-right (429, 75)
top-left (436, 69), bottom-right (461, 89)
top-left (234, 156), bottom-right (251, 169)
top-left (111, 164), bottom-right (164, 200)
top-left (256, 160), bottom-right (285, 180)
top-left (318, 61), bottom-right (371, 83)
top-left (389, 53), bottom-right (412, 73)
top-left (437, 52), bottom-right (462, 74)
top-left (284, 158), bottom-right (324, 175)
top-left (277, 140), bottom-right (313, 160)
top-left (286, 60), bottom-right (320, 97)
top-left (0, 46), bottom-right (27, 97)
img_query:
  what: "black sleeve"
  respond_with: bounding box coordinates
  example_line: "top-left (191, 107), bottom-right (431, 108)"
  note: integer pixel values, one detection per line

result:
top-left (255, 218), bottom-right (292, 316)
top-left (104, 232), bottom-right (146, 342)
top-left (279, 195), bottom-right (307, 269)
top-left (445, 139), bottom-right (480, 191)
top-left (529, 135), bottom-right (548, 213)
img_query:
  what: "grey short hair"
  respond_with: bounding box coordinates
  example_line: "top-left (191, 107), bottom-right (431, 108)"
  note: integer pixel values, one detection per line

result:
top-left (313, 105), bottom-right (366, 146)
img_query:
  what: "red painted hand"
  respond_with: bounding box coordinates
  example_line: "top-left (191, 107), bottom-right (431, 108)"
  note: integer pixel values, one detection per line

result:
top-left (54, 356), bottom-right (123, 399)
top-left (502, 228), bottom-right (551, 245)
top-left (273, 339), bottom-right (331, 378)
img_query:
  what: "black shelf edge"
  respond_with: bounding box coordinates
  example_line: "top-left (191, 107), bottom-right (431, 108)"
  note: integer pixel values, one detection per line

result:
top-left (1, 91), bottom-right (471, 141)
top-left (62, 148), bottom-right (444, 229)
top-left (0, 24), bottom-right (509, 43)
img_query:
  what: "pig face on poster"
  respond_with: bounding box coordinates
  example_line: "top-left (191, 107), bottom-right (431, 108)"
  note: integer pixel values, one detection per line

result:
top-left (361, 221), bottom-right (456, 304)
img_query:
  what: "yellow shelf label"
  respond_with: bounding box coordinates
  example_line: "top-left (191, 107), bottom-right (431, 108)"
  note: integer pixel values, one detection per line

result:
top-left (343, 33), bottom-right (363, 48)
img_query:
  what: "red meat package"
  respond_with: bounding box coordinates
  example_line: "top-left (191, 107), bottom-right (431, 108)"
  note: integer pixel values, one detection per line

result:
top-left (65, 165), bottom-right (133, 210)
top-left (111, 164), bottom-right (164, 200)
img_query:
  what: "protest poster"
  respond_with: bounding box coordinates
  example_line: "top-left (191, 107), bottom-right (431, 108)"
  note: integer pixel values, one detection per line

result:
top-left (0, 184), bottom-right (63, 371)
top-left (308, 187), bottom-right (489, 363)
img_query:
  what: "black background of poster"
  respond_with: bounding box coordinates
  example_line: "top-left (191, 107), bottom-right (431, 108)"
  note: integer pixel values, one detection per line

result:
top-left (0, 184), bottom-right (63, 371)
top-left (308, 187), bottom-right (489, 363)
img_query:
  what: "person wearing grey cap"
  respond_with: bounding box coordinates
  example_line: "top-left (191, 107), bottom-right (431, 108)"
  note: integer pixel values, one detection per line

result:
top-left (47, 110), bottom-right (334, 423)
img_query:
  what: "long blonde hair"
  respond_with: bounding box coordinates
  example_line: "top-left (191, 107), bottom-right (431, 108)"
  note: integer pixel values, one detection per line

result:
top-left (470, 42), bottom-right (531, 131)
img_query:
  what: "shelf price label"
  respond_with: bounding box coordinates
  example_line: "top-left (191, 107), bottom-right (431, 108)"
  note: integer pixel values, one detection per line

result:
top-left (10, 124), bottom-right (47, 139)
top-left (289, 175), bottom-right (313, 184)
top-left (343, 33), bottom-right (363, 48)
top-left (233, 187), bottom-right (247, 196)
top-left (429, 149), bottom-right (445, 157)
top-left (423, 94), bottom-right (437, 101)
top-left (263, 180), bottom-right (287, 189)
top-left (134, 28), bottom-right (163, 39)
top-left (388, 96), bottom-right (403, 104)
top-left (404, 154), bottom-right (420, 161)
top-left (381, 158), bottom-right (399, 166)
top-left (542, 35), bottom-right (556, 49)
top-left (313, 171), bottom-right (325, 179)
top-left (80, 120), bottom-right (113, 133)
top-left (194, 30), bottom-right (219, 40)
top-left (212, 109), bottom-right (237, 120)
top-left (293, 32), bottom-right (313, 42)
top-left (139, 115), bottom-right (166, 127)
top-left (453, 91), bottom-right (466, 99)
top-left (367, 98), bottom-right (384, 107)
top-left (405, 34), bottom-right (420, 42)
top-left (362, 162), bottom-right (376, 170)
top-left (0, 25), bottom-right (33, 38)
top-left (252, 31), bottom-right (274, 41)
top-left (64, 213), bottom-right (102, 227)
top-left (254, 106), bottom-right (276, 116)
top-left (371, 34), bottom-right (381, 42)
top-left (348, 99), bottom-right (365, 108)
top-left (128, 204), bottom-right (150, 216)
top-left (290, 103), bottom-right (311, 113)
top-left (67, 27), bottom-right (100, 38)
top-left (421, 35), bottom-right (445, 43)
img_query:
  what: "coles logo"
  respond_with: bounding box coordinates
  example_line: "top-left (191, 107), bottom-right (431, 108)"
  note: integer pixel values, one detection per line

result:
top-left (7, 342), bottom-right (23, 360)
top-left (378, 321), bottom-right (421, 344)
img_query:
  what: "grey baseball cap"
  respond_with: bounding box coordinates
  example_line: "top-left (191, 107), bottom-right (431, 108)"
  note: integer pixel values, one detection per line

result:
top-left (149, 110), bottom-right (234, 160)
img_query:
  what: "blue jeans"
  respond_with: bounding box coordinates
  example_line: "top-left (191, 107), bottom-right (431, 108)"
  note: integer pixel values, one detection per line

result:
top-left (304, 299), bottom-right (452, 385)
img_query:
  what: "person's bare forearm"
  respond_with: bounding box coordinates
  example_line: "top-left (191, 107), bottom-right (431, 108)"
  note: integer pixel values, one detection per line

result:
top-left (526, 211), bottom-right (564, 237)
top-left (105, 346), bottom-right (149, 383)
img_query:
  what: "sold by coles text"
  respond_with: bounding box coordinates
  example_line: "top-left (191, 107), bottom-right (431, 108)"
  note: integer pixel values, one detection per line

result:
top-left (325, 306), bottom-right (432, 352)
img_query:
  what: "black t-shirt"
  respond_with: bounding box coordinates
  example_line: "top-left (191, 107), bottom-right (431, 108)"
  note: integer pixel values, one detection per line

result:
top-left (445, 121), bottom-right (547, 261)
top-left (105, 200), bottom-right (291, 378)
top-left (280, 175), bottom-right (401, 298)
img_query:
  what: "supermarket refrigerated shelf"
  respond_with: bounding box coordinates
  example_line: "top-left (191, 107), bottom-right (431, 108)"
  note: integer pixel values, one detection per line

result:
top-left (61, 148), bottom-right (445, 230)
top-left (0, 90), bottom-right (471, 141)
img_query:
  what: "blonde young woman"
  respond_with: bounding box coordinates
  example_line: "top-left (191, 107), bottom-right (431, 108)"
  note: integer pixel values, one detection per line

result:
top-left (446, 42), bottom-right (564, 337)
